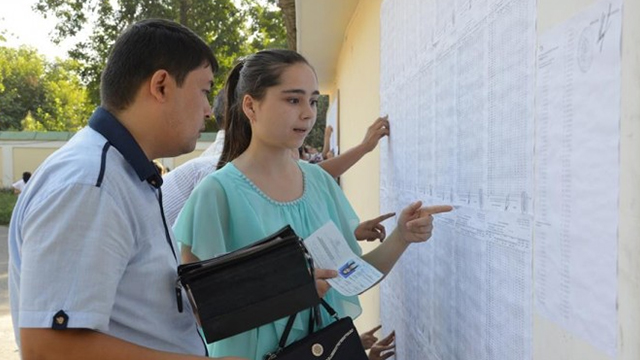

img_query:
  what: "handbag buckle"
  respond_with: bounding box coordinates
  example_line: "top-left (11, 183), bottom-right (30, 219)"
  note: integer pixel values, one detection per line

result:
top-left (311, 343), bottom-right (324, 356)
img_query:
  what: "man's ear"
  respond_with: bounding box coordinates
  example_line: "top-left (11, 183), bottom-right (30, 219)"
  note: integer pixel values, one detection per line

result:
top-left (242, 94), bottom-right (257, 122)
top-left (149, 70), bottom-right (171, 102)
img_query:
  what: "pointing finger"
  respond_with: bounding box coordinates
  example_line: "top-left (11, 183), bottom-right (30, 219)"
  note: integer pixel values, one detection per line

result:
top-left (364, 324), bottom-right (382, 335)
top-left (372, 212), bottom-right (395, 223)
top-left (421, 205), bottom-right (453, 215)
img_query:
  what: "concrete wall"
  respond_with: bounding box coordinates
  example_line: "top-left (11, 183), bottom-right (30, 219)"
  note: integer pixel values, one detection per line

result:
top-left (0, 137), bottom-right (214, 187)
top-left (329, 0), bottom-right (384, 335)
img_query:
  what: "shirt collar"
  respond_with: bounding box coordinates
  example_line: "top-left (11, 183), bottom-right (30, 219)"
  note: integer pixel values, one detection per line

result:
top-left (88, 107), bottom-right (163, 188)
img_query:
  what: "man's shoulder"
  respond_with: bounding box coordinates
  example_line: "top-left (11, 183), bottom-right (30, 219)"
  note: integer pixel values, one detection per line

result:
top-left (37, 129), bottom-right (105, 179)
top-left (32, 128), bottom-right (135, 193)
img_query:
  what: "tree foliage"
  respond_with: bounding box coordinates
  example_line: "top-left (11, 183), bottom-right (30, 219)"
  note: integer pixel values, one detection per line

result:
top-left (0, 46), bottom-right (46, 130)
top-left (244, 0), bottom-right (288, 50)
top-left (0, 1), bottom-right (291, 132)
top-left (305, 95), bottom-right (329, 150)
top-left (29, 59), bottom-right (94, 131)
top-left (32, 0), bottom-right (287, 131)
top-left (0, 46), bottom-right (93, 131)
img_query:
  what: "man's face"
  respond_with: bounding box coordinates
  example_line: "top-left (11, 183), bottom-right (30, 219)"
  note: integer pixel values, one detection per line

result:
top-left (164, 64), bottom-right (214, 156)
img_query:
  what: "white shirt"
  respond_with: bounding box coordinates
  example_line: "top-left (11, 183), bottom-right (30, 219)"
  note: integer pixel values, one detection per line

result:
top-left (162, 130), bottom-right (224, 226)
top-left (12, 179), bottom-right (26, 193)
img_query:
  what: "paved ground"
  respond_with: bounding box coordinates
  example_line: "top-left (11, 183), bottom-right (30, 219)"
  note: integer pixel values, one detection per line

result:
top-left (0, 225), bottom-right (20, 359)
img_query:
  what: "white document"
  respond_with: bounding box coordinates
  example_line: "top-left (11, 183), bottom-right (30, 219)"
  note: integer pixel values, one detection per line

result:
top-left (326, 97), bottom-right (339, 155)
top-left (379, 0), bottom-right (536, 359)
top-left (303, 221), bottom-right (382, 296)
top-left (534, 0), bottom-right (621, 356)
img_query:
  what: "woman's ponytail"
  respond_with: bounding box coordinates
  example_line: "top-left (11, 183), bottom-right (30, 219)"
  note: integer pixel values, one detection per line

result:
top-left (217, 60), bottom-right (252, 169)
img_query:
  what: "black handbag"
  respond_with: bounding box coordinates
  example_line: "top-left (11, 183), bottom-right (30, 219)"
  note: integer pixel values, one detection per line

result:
top-left (264, 299), bottom-right (368, 360)
top-left (176, 225), bottom-right (320, 343)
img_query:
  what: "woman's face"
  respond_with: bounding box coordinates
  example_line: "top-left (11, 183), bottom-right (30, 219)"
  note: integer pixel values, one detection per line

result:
top-left (245, 63), bottom-right (319, 151)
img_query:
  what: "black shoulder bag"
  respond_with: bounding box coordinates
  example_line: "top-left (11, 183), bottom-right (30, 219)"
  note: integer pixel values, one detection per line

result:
top-left (176, 225), bottom-right (320, 343)
top-left (264, 299), bottom-right (368, 360)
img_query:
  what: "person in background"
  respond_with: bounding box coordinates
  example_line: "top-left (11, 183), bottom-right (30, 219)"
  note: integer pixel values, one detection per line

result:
top-left (174, 49), bottom-right (452, 360)
top-left (366, 330), bottom-right (395, 360)
top-left (305, 144), bottom-right (323, 163)
top-left (321, 125), bottom-right (335, 160)
top-left (8, 18), bottom-right (244, 360)
top-left (12, 171), bottom-right (31, 195)
top-left (154, 160), bottom-right (169, 176)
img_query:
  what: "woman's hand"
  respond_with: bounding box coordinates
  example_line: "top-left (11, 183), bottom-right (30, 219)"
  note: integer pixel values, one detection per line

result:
top-left (354, 213), bottom-right (395, 242)
top-left (314, 268), bottom-right (337, 298)
top-left (360, 325), bottom-right (382, 350)
top-left (397, 201), bottom-right (453, 244)
top-left (368, 331), bottom-right (395, 360)
top-left (361, 116), bottom-right (390, 153)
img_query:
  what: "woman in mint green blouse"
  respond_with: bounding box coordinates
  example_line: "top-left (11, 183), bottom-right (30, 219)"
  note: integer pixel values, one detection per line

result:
top-left (174, 49), bottom-right (452, 360)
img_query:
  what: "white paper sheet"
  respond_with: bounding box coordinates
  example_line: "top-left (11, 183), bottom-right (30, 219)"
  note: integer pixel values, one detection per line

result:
top-left (303, 221), bottom-right (383, 296)
top-left (379, 0), bottom-right (536, 359)
top-left (533, 0), bottom-right (622, 356)
top-left (326, 96), bottom-right (339, 155)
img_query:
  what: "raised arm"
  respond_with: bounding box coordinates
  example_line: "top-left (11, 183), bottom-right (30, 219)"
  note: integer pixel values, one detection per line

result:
top-left (318, 116), bottom-right (390, 178)
top-left (321, 125), bottom-right (334, 160)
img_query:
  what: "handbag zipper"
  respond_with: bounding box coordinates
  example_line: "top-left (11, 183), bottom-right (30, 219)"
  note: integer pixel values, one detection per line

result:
top-left (175, 280), bottom-right (184, 313)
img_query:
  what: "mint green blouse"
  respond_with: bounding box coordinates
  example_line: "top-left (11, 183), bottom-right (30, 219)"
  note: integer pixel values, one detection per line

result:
top-left (174, 160), bottom-right (362, 360)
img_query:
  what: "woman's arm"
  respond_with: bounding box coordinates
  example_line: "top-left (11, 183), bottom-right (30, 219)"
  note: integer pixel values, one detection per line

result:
top-left (318, 116), bottom-right (390, 178)
top-left (362, 202), bottom-right (452, 275)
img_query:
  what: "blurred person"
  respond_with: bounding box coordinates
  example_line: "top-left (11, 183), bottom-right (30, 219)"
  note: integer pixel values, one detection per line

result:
top-left (12, 171), bottom-right (31, 195)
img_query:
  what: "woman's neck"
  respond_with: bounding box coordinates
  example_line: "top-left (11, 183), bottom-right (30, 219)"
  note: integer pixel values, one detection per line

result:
top-left (234, 142), bottom-right (295, 174)
top-left (232, 142), bottom-right (304, 203)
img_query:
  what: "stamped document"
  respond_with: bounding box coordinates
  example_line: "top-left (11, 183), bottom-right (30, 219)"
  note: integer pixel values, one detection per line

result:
top-left (303, 221), bottom-right (383, 296)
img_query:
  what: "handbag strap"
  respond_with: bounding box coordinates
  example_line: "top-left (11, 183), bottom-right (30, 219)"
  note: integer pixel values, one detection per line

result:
top-left (277, 299), bottom-right (340, 350)
top-left (275, 240), bottom-right (341, 351)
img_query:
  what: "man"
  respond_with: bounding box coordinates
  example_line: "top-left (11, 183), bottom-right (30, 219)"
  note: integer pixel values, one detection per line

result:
top-left (9, 19), bottom-right (243, 360)
top-left (12, 171), bottom-right (31, 194)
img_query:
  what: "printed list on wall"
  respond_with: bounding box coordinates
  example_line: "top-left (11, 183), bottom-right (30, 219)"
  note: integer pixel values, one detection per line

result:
top-left (379, 0), bottom-right (622, 358)
top-left (534, 0), bottom-right (621, 356)
top-left (379, 0), bottom-right (536, 359)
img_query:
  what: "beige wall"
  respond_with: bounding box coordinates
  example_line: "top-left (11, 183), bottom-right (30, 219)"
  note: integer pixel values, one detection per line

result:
top-left (13, 148), bottom-right (58, 181)
top-left (0, 141), bottom-right (212, 187)
top-left (331, 0), bottom-right (384, 333)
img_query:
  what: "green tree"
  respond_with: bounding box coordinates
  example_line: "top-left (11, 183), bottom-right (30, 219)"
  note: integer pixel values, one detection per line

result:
top-left (0, 46), bottom-right (46, 130)
top-left (28, 59), bottom-right (93, 131)
top-left (0, 46), bottom-right (93, 131)
top-left (305, 95), bottom-right (329, 150)
top-left (243, 0), bottom-right (288, 50)
top-left (33, 0), bottom-right (287, 130)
